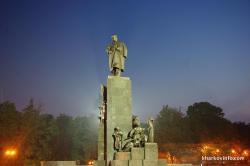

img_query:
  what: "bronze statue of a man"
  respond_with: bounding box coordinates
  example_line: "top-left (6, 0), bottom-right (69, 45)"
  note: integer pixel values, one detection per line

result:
top-left (112, 127), bottom-right (123, 152)
top-left (147, 117), bottom-right (154, 142)
top-left (106, 35), bottom-right (127, 76)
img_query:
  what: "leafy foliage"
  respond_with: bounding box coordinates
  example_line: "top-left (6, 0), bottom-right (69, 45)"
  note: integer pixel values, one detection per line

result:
top-left (155, 105), bottom-right (189, 143)
top-left (155, 102), bottom-right (249, 145)
top-left (0, 100), bottom-right (97, 165)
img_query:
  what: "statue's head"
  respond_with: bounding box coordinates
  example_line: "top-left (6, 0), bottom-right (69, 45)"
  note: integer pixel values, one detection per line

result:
top-left (132, 116), bottom-right (140, 128)
top-left (111, 34), bottom-right (118, 42)
top-left (148, 117), bottom-right (154, 126)
top-left (149, 117), bottom-right (154, 121)
top-left (114, 126), bottom-right (120, 132)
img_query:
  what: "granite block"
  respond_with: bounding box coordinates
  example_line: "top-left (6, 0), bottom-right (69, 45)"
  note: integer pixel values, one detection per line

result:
top-left (110, 160), bottom-right (128, 166)
top-left (128, 160), bottom-right (143, 166)
top-left (114, 152), bottom-right (131, 160)
top-left (144, 143), bottom-right (158, 160)
top-left (143, 160), bottom-right (157, 166)
top-left (131, 148), bottom-right (144, 160)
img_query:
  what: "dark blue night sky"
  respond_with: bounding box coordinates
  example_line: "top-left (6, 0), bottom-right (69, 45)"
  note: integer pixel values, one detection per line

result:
top-left (1, 0), bottom-right (250, 122)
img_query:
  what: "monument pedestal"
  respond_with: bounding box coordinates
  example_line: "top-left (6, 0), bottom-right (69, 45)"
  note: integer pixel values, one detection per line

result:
top-left (106, 76), bottom-right (132, 164)
top-left (95, 76), bottom-right (132, 166)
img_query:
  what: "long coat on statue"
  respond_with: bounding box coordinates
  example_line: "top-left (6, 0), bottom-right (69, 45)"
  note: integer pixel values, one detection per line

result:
top-left (107, 41), bottom-right (127, 72)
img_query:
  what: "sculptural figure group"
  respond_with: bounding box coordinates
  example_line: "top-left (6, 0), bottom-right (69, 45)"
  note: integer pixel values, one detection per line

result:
top-left (112, 116), bottom-right (154, 152)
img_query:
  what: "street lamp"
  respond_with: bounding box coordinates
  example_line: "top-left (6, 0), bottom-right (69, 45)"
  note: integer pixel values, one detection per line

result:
top-left (231, 149), bottom-right (236, 154)
top-left (4, 149), bottom-right (17, 157)
top-left (88, 160), bottom-right (94, 165)
top-left (243, 150), bottom-right (248, 156)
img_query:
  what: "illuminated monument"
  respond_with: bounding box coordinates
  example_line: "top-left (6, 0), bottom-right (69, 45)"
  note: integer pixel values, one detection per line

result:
top-left (93, 35), bottom-right (166, 166)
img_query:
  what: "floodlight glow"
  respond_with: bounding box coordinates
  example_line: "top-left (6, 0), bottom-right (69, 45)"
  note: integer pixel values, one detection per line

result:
top-left (231, 149), bottom-right (236, 154)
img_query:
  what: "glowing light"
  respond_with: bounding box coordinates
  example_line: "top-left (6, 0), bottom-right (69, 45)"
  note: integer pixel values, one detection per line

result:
top-left (231, 149), bottom-right (236, 154)
top-left (216, 149), bottom-right (220, 153)
top-left (4, 149), bottom-right (17, 156)
top-left (243, 150), bottom-right (248, 156)
top-left (5, 150), bottom-right (10, 155)
top-left (88, 160), bottom-right (94, 165)
top-left (201, 145), bottom-right (209, 154)
top-left (10, 150), bottom-right (16, 155)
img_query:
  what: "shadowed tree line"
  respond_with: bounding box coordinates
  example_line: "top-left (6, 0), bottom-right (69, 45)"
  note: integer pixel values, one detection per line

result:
top-left (155, 102), bottom-right (250, 146)
top-left (0, 100), bottom-right (249, 165)
top-left (0, 100), bottom-right (97, 165)
top-left (155, 102), bottom-right (250, 164)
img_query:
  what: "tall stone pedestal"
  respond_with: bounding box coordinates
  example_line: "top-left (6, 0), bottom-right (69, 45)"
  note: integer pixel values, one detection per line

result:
top-left (106, 76), bottom-right (132, 165)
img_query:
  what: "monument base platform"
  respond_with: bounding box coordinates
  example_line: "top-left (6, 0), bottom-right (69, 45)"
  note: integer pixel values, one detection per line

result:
top-left (94, 143), bottom-right (167, 166)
